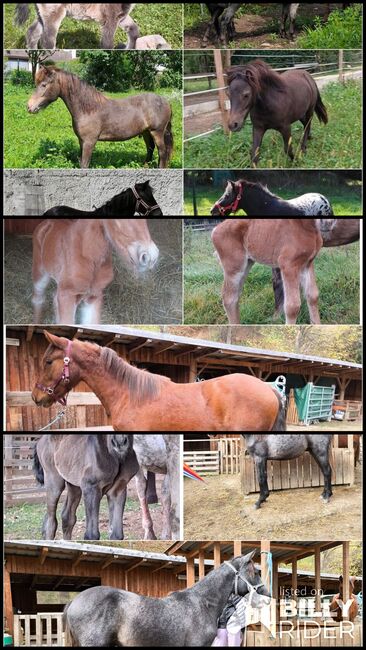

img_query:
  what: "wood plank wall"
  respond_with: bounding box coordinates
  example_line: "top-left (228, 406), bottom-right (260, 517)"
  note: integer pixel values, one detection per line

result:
top-left (5, 220), bottom-right (45, 235)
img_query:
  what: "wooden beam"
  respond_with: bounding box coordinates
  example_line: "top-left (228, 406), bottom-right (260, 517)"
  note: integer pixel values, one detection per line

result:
top-left (72, 552), bottom-right (88, 569)
top-left (101, 555), bottom-right (119, 570)
top-left (128, 339), bottom-right (152, 354)
top-left (72, 328), bottom-right (85, 340)
top-left (214, 49), bottom-right (229, 134)
top-left (343, 542), bottom-right (350, 619)
top-left (40, 547), bottom-right (49, 566)
top-left (199, 550), bottom-right (205, 581)
top-left (4, 565), bottom-right (14, 636)
top-left (125, 559), bottom-right (146, 573)
top-left (52, 576), bottom-right (65, 591)
top-left (261, 541), bottom-right (271, 594)
top-left (213, 543), bottom-right (221, 569)
top-left (151, 561), bottom-right (173, 574)
top-left (187, 557), bottom-right (195, 588)
top-left (30, 574), bottom-right (39, 590)
top-left (292, 558), bottom-right (298, 629)
top-left (314, 548), bottom-right (321, 616)
top-left (233, 541), bottom-right (242, 558)
top-left (26, 327), bottom-right (35, 342)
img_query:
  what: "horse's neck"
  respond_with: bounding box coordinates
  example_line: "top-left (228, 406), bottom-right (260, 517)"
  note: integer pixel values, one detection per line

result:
top-left (186, 564), bottom-right (235, 617)
top-left (98, 190), bottom-right (135, 216)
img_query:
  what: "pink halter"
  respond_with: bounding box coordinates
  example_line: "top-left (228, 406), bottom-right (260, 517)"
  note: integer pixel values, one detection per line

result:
top-left (36, 340), bottom-right (72, 406)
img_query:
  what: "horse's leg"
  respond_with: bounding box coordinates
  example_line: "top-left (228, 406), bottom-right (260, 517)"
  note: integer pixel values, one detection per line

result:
top-left (32, 269), bottom-right (51, 323)
top-left (135, 469), bottom-right (157, 540)
top-left (150, 130), bottom-right (168, 169)
top-left (100, 21), bottom-right (118, 49)
top-left (142, 130), bottom-right (156, 166)
top-left (280, 264), bottom-right (302, 324)
top-left (202, 9), bottom-right (218, 47)
top-left (301, 263), bottom-right (321, 324)
top-left (222, 257), bottom-right (254, 324)
top-left (25, 19), bottom-right (44, 48)
top-left (251, 126), bottom-right (265, 166)
top-left (160, 474), bottom-right (172, 540)
top-left (43, 473), bottom-right (65, 539)
top-left (79, 139), bottom-right (97, 169)
top-left (308, 444), bottom-right (333, 503)
top-left (55, 287), bottom-right (78, 325)
top-left (82, 483), bottom-right (103, 541)
top-left (61, 484), bottom-right (82, 540)
top-left (219, 4), bottom-right (241, 46)
top-left (253, 457), bottom-right (270, 509)
top-left (80, 294), bottom-right (103, 325)
top-left (279, 4), bottom-right (289, 38)
top-left (40, 7), bottom-right (66, 48)
top-left (280, 125), bottom-right (295, 161)
top-left (288, 3), bottom-right (299, 40)
top-left (300, 112), bottom-right (313, 152)
top-left (107, 484), bottom-right (128, 540)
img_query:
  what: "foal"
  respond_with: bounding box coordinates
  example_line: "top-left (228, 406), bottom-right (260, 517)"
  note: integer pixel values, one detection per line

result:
top-left (212, 218), bottom-right (336, 324)
top-left (32, 219), bottom-right (159, 324)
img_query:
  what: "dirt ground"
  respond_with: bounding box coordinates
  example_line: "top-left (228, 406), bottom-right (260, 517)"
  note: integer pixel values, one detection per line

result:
top-left (184, 464), bottom-right (362, 541)
top-left (4, 219), bottom-right (182, 325)
top-left (184, 4), bottom-right (345, 49)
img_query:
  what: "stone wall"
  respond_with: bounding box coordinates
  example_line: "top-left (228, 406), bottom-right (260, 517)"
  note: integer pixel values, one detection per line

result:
top-left (4, 169), bottom-right (183, 215)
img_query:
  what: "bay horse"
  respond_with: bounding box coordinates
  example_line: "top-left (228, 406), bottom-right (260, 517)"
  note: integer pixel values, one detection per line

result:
top-left (15, 3), bottom-right (138, 49)
top-left (226, 60), bottom-right (328, 165)
top-left (63, 553), bottom-right (271, 646)
top-left (31, 331), bottom-right (287, 431)
top-left (32, 218), bottom-right (159, 325)
top-left (42, 181), bottom-right (163, 217)
top-left (211, 218), bottom-right (336, 325)
top-left (34, 434), bottom-right (179, 540)
top-left (272, 218), bottom-right (360, 316)
top-left (27, 66), bottom-right (173, 169)
top-left (211, 179), bottom-right (334, 216)
top-left (242, 434), bottom-right (334, 509)
top-left (329, 576), bottom-right (359, 622)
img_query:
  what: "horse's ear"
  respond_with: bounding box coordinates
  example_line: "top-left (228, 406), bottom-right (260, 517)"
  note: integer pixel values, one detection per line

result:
top-left (242, 551), bottom-right (256, 564)
top-left (43, 330), bottom-right (69, 350)
top-left (339, 575), bottom-right (343, 582)
top-left (142, 180), bottom-right (150, 188)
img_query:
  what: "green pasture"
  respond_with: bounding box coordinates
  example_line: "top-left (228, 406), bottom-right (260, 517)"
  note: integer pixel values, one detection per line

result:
top-left (4, 3), bottom-right (183, 49)
top-left (4, 85), bottom-right (182, 169)
top-left (184, 80), bottom-right (361, 169)
top-left (184, 230), bottom-right (360, 325)
top-left (184, 182), bottom-right (362, 216)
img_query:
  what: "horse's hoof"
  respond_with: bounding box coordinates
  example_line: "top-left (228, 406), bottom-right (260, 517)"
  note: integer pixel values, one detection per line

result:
top-left (254, 503), bottom-right (261, 510)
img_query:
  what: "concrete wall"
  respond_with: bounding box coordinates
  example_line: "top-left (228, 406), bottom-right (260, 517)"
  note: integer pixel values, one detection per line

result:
top-left (4, 169), bottom-right (183, 216)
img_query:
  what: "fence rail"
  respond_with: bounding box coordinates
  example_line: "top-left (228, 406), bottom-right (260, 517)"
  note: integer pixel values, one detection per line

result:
top-left (13, 614), bottom-right (64, 647)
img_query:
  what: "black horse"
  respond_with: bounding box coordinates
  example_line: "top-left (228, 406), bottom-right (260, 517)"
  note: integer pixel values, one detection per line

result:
top-left (242, 434), bottom-right (334, 510)
top-left (43, 181), bottom-right (163, 216)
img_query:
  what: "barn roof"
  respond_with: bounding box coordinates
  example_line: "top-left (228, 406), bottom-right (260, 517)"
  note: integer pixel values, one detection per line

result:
top-left (7, 325), bottom-right (362, 379)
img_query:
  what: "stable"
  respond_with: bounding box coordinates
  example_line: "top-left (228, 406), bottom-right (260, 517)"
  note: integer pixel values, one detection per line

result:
top-left (6, 325), bottom-right (362, 431)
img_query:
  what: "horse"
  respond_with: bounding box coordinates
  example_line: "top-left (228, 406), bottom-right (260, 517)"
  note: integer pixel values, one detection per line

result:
top-left (34, 433), bottom-right (179, 540)
top-left (211, 218), bottom-right (336, 325)
top-left (329, 576), bottom-right (359, 622)
top-left (226, 60), bottom-right (328, 165)
top-left (242, 434), bottom-right (334, 509)
top-left (211, 179), bottom-right (334, 216)
top-left (27, 66), bottom-right (173, 169)
top-left (15, 3), bottom-right (139, 49)
top-left (63, 552), bottom-right (271, 646)
top-left (32, 218), bottom-right (159, 325)
top-left (42, 181), bottom-right (163, 217)
top-left (31, 331), bottom-right (287, 431)
top-left (280, 3), bottom-right (353, 40)
top-left (272, 218), bottom-right (360, 316)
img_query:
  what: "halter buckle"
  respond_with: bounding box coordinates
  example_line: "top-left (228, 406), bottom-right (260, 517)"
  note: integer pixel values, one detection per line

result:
top-left (64, 356), bottom-right (70, 365)
top-left (47, 387), bottom-right (54, 395)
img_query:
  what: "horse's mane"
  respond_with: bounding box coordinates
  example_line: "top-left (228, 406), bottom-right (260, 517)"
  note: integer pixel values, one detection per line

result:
top-left (239, 179), bottom-right (277, 199)
top-left (36, 66), bottom-right (108, 114)
top-left (101, 347), bottom-right (169, 404)
top-left (227, 60), bottom-right (286, 95)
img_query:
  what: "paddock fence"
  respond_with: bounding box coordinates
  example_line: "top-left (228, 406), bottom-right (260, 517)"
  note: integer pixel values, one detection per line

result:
top-left (183, 437), bottom-right (241, 475)
top-left (13, 614), bottom-right (64, 647)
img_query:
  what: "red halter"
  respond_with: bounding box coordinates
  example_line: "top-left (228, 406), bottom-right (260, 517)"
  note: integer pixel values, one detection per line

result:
top-left (36, 340), bottom-right (72, 406)
top-left (214, 182), bottom-right (244, 216)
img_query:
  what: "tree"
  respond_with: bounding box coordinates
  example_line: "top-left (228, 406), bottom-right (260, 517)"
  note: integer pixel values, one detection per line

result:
top-left (26, 50), bottom-right (56, 82)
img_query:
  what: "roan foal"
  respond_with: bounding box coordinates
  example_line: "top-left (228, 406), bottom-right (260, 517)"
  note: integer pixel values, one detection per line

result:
top-left (212, 218), bottom-right (336, 324)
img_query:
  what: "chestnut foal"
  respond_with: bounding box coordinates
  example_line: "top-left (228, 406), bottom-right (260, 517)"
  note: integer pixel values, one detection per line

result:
top-left (212, 218), bottom-right (336, 324)
top-left (32, 218), bottom-right (159, 324)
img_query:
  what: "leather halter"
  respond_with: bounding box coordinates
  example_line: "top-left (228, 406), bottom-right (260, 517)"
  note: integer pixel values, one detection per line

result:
top-left (36, 340), bottom-right (72, 406)
top-left (224, 561), bottom-right (265, 602)
top-left (131, 186), bottom-right (160, 215)
top-left (214, 182), bottom-right (244, 216)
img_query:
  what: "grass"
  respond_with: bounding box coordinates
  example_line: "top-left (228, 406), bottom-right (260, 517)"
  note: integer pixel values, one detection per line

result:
top-left (184, 230), bottom-right (360, 325)
top-left (184, 80), bottom-right (361, 169)
top-left (4, 3), bottom-right (183, 49)
top-left (4, 85), bottom-right (182, 169)
top-left (184, 182), bottom-right (362, 217)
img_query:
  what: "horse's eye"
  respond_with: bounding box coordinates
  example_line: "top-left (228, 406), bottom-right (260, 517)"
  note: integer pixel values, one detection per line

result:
top-left (46, 360), bottom-right (53, 365)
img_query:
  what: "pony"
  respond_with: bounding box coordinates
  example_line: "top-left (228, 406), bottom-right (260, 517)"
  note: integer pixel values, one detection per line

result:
top-left (329, 576), bottom-right (359, 622)
top-left (27, 66), bottom-right (173, 169)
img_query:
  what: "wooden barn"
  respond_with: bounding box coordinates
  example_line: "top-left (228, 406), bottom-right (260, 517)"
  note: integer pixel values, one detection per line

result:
top-left (6, 325), bottom-right (362, 432)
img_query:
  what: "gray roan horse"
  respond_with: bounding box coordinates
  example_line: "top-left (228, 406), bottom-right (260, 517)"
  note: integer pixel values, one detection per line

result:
top-left (242, 434), bottom-right (334, 509)
top-left (15, 3), bottom-right (138, 49)
top-left (63, 552), bottom-right (271, 646)
top-left (27, 66), bottom-right (173, 169)
top-left (34, 434), bottom-right (179, 541)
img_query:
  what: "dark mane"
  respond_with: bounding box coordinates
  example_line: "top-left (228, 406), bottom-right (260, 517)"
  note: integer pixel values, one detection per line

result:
top-left (101, 347), bottom-right (169, 404)
top-left (227, 60), bottom-right (286, 95)
top-left (37, 66), bottom-right (108, 114)
top-left (239, 179), bottom-right (277, 198)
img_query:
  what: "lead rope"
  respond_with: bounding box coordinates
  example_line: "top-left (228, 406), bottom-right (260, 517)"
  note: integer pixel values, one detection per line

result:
top-left (38, 408), bottom-right (66, 431)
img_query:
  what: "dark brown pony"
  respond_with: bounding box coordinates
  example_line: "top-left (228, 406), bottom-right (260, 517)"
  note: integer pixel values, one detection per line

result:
top-left (226, 60), bottom-right (328, 165)
top-left (31, 331), bottom-right (287, 431)
top-left (212, 218), bottom-right (336, 324)
top-left (330, 576), bottom-right (359, 622)
top-left (27, 66), bottom-right (173, 169)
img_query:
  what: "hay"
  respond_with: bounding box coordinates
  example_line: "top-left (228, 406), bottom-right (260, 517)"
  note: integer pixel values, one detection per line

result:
top-left (4, 220), bottom-right (182, 325)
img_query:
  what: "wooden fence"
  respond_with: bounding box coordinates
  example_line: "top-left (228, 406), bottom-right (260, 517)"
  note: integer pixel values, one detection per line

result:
top-left (183, 437), bottom-right (241, 475)
top-left (4, 434), bottom-right (45, 506)
top-left (13, 614), bottom-right (64, 647)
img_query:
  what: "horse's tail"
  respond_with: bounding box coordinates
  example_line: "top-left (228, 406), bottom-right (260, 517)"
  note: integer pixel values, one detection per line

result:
top-left (164, 114), bottom-right (174, 166)
top-left (63, 604), bottom-right (77, 647)
top-left (270, 391), bottom-right (287, 431)
top-left (315, 89), bottom-right (328, 125)
top-left (33, 445), bottom-right (45, 486)
top-left (15, 3), bottom-right (30, 25)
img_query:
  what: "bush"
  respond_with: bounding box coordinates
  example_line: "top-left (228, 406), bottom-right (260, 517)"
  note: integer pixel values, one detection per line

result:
top-left (9, 69), bottom-right (33, 87)
top-left (297, 5), bottom-right (362, 49)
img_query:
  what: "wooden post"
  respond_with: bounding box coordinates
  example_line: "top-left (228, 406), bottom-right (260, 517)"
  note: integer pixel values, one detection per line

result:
top-left (273, 560), bottom-right (279, 627)
top-left (214, 49), bottom-right (229, 134)
top-left (189, 358), bottom-right (198, 383)
top-left (214, 543), bottom-right (221, 569)
top-left (339, 49), bottom-right (344, 83)
top-left (4, 434), bottom-right (13, 507)
top-left (187, 556), bottom-right (196, 588)
top-left (261, 541), bottom-right (271, 594)
top-left (343, 542), bottom-right (350, 620)
top-left (199, 549), bottom-right (205, 581)
top-left (4, 565), bottom-right (14, 637)
top-left (234, 541), bottom-right (242, 557)
top-left (314, 548), bottom-right (321, 617)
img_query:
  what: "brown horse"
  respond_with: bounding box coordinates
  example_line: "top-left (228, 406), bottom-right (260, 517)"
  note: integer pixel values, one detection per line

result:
top-left (272, 218), bottom-right (360, 316)
top-left (226, 60), bottom-right (328, 165)
top-left (32, 219), bottom-right (159, 325)
top-left (330, 576), bottom-right (359, 622)
top-left (211, 218), bottom-right (336, 324)
top-left (31, 331), bottom-right (287, 431)
top-left (15, 3), bottom-right (138, 49)
top-left (27, 66), bottom-right (173, 169)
